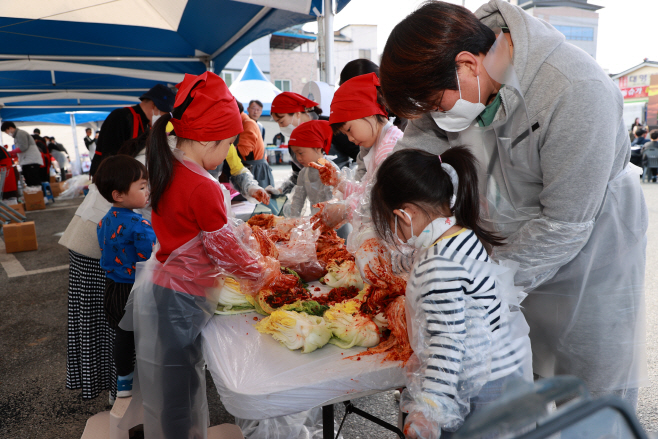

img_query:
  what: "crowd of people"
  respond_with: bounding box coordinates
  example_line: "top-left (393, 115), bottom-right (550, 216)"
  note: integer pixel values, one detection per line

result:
top-left (7, 1), bottom-right (644, 438)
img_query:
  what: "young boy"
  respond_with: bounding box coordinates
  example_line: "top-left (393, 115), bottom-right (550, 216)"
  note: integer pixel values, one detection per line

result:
top-left (287, 120), bottom-right (339, 217)
top-left (94, 155), bottom-right (156, 397)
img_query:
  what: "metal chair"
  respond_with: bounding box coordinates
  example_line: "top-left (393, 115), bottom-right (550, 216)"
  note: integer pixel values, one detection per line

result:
top-left (454, 376), bottom-right (648, 439)
top-left (641, 149), bottom-right (658, 182)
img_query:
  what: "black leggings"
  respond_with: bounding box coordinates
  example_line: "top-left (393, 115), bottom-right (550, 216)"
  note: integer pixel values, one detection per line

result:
top-left (22, 164), bottom-right (42, 186)
top-left (104, 278), bottom-right (135, 376)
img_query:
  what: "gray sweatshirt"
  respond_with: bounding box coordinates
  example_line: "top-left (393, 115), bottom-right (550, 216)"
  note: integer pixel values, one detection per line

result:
top-left (14, 129), bottom-right (43, 166)
top-left (394, 0), bottom-right (631, 289)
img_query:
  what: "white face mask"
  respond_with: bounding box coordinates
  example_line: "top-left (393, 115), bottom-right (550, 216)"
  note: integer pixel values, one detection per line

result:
top-left (279, 114), bottom-right (300, 138)
top-left (7, 130), bottom-right (15, 138)
top-left (431, 70), bottom-right (486, 133)
top-left (151, 113), bottom-right (161, 126)
top-left (395, 209), bottom-right (457, 249)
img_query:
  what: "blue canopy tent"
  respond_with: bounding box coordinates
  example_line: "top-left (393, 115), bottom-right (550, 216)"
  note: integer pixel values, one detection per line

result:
top-left (0, 0), bottom-right (351, 172)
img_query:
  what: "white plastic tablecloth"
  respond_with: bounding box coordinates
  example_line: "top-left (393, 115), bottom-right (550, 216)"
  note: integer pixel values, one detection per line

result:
top-left (201, 310), bottom-right (407, 420)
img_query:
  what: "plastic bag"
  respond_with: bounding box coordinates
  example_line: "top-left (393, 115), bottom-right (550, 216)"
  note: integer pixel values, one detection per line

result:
top-left (235, 408), bottom-right (342, 439)
top-left (276, 220), bottom-right (325, 282)
top-left (56, 175), bottom-right (91, 199)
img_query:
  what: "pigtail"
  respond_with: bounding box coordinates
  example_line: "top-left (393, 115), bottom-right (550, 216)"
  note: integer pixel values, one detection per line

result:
top-left (440, 146), bottom-right (504, 247)
top-left (146, 113), bottom-right (174, 214)
top-left (308, 106), bottom-right (323, 120)
top-left (370, 146), bottom-right (503, 249)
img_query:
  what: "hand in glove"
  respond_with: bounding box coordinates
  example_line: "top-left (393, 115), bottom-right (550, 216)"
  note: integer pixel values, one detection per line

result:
top-left (355, 236), bottom-right (402, 290)
top-left (308, 158), bottom-right (342, 187)
top-left (248, 186), bottom-right (271, 205)
top-left (264, 185), bottom-right (281, 195)
top-left (311, 201), bottom-right (347, 230)
top-left (404, 411), bottom-right (441, 439)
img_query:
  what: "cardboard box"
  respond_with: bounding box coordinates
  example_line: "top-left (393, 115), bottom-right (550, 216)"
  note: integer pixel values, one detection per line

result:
top-left (0, 203), bottom-right (25, 223)
top-left (50, 176), bottom-right (57, 184)
top-left (24, 191), bottom-right (46, 211)
top-left (51, 182), bottom-right (65, 197)
top-left (3, 221), bottom-right (38, 253)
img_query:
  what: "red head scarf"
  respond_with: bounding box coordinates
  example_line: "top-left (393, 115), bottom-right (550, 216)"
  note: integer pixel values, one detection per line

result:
top-left (170, 72), bottom-right (243, 142)
top-left (271, 92), bottom-right (318, 114)
top-left (329, 73), bottom-right (387, 124)
top-left (288, 120), bottom-right (333, 154)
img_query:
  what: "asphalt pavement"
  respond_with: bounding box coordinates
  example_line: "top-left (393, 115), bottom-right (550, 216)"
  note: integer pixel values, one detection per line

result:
top-left (1, 173), bottom-right (658, 439)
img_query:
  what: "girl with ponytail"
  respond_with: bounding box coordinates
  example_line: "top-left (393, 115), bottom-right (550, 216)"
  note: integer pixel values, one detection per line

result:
top-left (370, 147), bottom-right (531, 439)
top-left (131, 72), bottom-right (269, 439)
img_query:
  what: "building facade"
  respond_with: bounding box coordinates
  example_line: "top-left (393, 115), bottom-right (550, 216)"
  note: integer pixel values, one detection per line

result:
top-left (520, 0), bottom-right (601, 59)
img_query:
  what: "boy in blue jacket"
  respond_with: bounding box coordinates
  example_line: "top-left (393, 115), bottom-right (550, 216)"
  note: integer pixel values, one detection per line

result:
top-left (94, 155), bottom-right (156, 397)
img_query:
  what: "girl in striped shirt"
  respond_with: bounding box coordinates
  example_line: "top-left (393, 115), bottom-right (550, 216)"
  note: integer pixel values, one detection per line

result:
top-left (370, 146), bottom-right (531, 439)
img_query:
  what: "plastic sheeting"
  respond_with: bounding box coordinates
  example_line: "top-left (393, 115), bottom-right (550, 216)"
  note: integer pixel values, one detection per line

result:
top-left (201, 312), bottom-right (407, 421)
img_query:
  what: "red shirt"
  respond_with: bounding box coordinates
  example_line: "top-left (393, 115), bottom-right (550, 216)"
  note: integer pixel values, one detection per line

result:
top-left (151, 161), bottom-right (227, 295)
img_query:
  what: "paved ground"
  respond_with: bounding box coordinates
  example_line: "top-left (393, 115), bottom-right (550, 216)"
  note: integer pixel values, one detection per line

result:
top-left (1, 169), bottom-right (657, 438)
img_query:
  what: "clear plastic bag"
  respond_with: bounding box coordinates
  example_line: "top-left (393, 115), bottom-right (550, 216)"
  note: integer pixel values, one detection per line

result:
top-left (275, 220), bottom-right (325, 282)
top-left (56, 174), bottom-right (91, 199)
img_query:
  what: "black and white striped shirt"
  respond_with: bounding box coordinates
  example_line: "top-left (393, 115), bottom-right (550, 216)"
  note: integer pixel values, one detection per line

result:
top-left (407, 228), bottom-right (527, 403)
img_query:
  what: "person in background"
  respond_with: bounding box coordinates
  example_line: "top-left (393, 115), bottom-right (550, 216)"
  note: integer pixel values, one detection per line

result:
top-left (45, 136), bottom-right (69, 181)
top-left (31, 129), bottom-right (48, 154)
top-left (286, 120), bottom-right (337, 218)
top-left (631, 127), bottom-right (649, 167)
top-left (90, 84), bottom-right (175, 176)
top-left (247, 99), bottom-right (266, 140)
top-left (631, 117), bottom-right (642, 133)
top-left (1, 121), bottom-right (43, 186)
top-left (235, 100), bottom-right (274, 189)
top-left (84, 128), bottom-right (97, 157)
top-left (0, 144), bottom-right (19, 199)
top-left (641, 129), bottom-right (658, 182)
top-left (94, 155), bottom-right (156, 399)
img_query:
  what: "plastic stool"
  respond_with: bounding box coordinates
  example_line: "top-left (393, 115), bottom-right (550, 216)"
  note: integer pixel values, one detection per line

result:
top-left (41, 182), bottom-right (55, 203)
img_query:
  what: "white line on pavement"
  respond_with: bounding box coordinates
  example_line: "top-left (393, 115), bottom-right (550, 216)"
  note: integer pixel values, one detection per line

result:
top-left (0, 239), bottom-right (69, 278)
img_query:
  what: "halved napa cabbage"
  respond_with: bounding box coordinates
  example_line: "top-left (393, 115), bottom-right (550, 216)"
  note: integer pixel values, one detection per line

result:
top-left (255, 310), bottom-right (332, 353)
top-left (324, 301), bottom-right (379, 349)
top-left (321, 260), bottom-right (364, 290)
top-left (215, 278), bottom-right (255, 315)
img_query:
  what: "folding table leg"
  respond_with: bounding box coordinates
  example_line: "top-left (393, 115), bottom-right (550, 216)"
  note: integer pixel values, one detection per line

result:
top-left (323, 404), bottom-right (334, 439)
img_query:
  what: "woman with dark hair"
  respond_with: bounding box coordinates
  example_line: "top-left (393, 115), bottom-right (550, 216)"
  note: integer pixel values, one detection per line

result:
top-left (380, 0), bottom-right (647, 408)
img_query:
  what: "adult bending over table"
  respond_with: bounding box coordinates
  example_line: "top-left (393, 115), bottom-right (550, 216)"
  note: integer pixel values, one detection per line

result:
top-left (379, 0), bottom-right (647, 407)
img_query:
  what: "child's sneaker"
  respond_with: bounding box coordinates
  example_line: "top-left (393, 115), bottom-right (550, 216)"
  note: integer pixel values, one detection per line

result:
top-left (117, 372), bottom-right (134, 398)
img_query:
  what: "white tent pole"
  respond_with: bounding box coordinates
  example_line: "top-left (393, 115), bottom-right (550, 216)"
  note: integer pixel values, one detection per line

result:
top-left (69, 114), bottom-right (82, 176)
top-left (324, 0), bottom-right (335, 86)
top-left (317, 10), bottom-right (325, 83)
top-left (0, 54), bottom-right (201, 62)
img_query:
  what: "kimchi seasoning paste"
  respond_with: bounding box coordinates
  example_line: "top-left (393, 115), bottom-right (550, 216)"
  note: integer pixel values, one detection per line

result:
top-left (315, 286), bottom-right (360, 306)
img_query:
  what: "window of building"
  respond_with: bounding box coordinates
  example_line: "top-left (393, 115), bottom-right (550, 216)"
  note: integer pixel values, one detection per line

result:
top-left (359, 49), bottom-right (372, 60)
top-left (220, 71), bottom-right (233, 87)
top-left (275, 80), bottom-right (291, 92)
top-left (553, 25), bottom-right (594, 41)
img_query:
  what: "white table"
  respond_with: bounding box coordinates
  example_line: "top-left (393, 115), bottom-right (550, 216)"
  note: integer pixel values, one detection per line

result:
top-left (201, 311), bottom-right (407, 438)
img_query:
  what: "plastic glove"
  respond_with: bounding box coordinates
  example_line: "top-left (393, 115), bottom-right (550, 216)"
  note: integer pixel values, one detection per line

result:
top-left (311, 201), bottom-right (347, 230)
top-left (355, 236), bottom-right (400, 290)
top-left (248, 186), bottom-right (271, 205)
top-left (404, 411), bottom-right (441, 439)
top-left (265, 185), bottom-right (281, 195)
top-left (308, 158), bottom-right (342, 187)
top-left (203, 225), bottom-right (262, 281)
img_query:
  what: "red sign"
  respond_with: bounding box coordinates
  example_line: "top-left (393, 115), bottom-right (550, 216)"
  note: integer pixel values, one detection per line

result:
top-left (621, 86), bottom-right (649, 99)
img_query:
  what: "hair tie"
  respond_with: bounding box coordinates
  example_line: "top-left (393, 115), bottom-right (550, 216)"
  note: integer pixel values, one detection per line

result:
top-left (438, 154), bottom-right (442, 164)
top-left (169, 112), bottom-right (173, 118)
top-left (441, 162), bottom-right (459, 209)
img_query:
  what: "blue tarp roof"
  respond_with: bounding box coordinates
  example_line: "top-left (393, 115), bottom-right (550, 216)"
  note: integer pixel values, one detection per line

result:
top-left (0, 0), bottom-right (350, 121)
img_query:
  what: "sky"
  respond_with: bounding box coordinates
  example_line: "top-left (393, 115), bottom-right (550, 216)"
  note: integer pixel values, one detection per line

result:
top-left (304, 0), bottom-right (658, 75)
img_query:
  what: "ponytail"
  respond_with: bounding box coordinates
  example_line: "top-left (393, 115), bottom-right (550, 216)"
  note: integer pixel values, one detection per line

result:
top-left (147, 81), bottom-right (201, 214)
top-left (440, 147), bottom-right (504, 247)
top-left (146, 113), bottom-right (174, 214)
top-left (370, 146), bottom-right (503, 248)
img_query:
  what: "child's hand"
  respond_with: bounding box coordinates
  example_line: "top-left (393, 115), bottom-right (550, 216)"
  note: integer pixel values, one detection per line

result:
top-left (311, 202), bottom-right (347, 230)
top-left (404, 411), bottom-right (440, 439)
top-left (249, 187), bottom-right (271, 205)
top-left (308, 158), bottom-right (341, 187)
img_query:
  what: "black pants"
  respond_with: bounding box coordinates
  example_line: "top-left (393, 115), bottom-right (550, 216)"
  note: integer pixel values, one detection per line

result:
top-left (22, 164), bottom-right (42, 186)
top-left (104, 278), bottom-right (135, 376)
